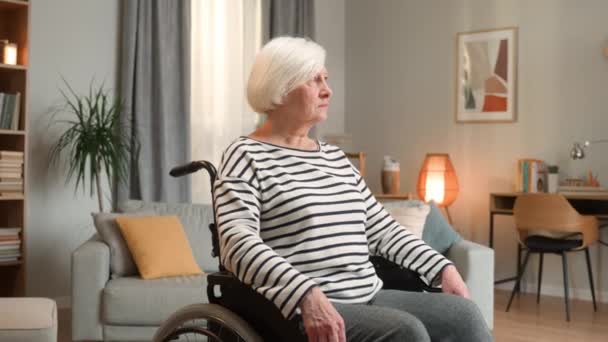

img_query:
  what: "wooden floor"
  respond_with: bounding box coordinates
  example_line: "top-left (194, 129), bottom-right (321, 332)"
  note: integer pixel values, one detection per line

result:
top-left (494, 289), bottom-right (608, 341)
top-left (58, 290), bottom-right (608, 342)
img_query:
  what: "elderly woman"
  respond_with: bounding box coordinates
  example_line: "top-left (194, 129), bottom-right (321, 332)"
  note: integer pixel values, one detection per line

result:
top-left (214, 37), bottom-right (492, 342)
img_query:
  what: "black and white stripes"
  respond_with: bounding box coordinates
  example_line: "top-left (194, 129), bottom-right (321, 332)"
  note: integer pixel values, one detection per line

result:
top-left (213, 137), bottom-right (452, 319)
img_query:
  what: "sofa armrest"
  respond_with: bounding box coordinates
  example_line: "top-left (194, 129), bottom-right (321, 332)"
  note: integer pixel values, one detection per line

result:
top-left (71, 234), bottom-right (110, 341)
top-left (445, 239), bottom-right (494, 330)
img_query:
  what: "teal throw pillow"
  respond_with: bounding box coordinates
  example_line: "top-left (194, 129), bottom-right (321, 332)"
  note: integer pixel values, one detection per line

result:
top-left (422, 201), bottom-right (462, 254)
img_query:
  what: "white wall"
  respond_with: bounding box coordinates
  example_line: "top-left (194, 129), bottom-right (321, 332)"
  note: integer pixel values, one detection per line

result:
top-left (346, 0), bottom-right (608, 301)
top-left (24, 0), bottom-right (341, 302)
top-left (27, 0), bottom-right (118, 301)
top-left (315, 0), bottom-right (346, 138)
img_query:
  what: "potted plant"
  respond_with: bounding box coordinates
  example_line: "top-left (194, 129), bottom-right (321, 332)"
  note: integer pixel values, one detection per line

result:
top-left (50, 80), bottom-right (138, 212)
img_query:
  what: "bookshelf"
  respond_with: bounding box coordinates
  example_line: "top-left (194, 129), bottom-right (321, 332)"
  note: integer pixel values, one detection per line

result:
top-left (0, 0), bottom-right (28, 297)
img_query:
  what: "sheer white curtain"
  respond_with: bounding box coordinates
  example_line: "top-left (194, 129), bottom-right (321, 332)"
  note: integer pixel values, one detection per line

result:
top-left (191, 0), bottom-right (262, 203)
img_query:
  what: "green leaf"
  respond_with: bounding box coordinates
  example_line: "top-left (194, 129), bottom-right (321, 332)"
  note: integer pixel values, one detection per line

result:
top-left (48, 78), bottom-right (139, 210)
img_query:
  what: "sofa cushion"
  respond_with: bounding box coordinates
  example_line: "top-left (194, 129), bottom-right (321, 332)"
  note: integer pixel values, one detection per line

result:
top-left (92, 211), bottom-right (154, 277)
top-left (116, 215), bottom-right (203, 279)
top-left (384, 202), bottom-right (430, 238)
top-left (381, 200), bottom-right (461, 254)
top-left (119, 200), bottom-right (219, 272)
top-left (102, 275), bottom-right (208, 325)
top-left (423, 202), bottom-right (462, 253)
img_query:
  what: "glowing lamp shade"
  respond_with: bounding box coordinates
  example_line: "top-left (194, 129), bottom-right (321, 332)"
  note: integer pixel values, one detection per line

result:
top-left (3, 42), bottom-right (17, 65)
top-left (417, 153), bottom-right (459, 207)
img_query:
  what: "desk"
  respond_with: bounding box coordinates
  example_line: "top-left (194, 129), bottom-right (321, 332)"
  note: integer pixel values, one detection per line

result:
top-left (489, 192), bottom-right (608, 284)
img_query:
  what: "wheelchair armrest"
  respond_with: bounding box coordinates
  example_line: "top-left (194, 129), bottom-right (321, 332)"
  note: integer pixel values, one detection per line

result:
top-left (207, 271), bottom-right (242, 303)
top-left (207, 271), bottom-right (239, 286)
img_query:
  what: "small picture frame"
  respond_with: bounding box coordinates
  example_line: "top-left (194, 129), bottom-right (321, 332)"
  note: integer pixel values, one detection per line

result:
top-left (455, 27), bottom-right (518, 123)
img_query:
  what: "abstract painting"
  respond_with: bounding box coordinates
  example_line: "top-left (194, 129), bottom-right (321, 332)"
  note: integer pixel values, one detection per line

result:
top-left (455, 27), bottom-right (517, 123)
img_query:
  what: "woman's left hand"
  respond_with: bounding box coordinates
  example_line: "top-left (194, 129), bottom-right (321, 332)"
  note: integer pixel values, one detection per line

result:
top-left (440, 265), bottom-right (470, 299)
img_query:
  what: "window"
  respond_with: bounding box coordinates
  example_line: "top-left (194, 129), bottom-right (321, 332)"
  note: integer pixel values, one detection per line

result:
top-left (191, 0), bottom-right (262, 203)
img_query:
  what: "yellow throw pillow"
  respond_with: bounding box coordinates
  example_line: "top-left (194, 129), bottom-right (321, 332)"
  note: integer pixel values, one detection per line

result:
top-left (115, 215), bottom-right (203, 279)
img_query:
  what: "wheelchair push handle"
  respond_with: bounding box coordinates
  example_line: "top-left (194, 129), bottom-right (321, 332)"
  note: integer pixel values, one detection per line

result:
top-left (170, 160), bottom-right (224, 270)
top-left (170, 160), bottom-right (217, 180)
top-left (170, 160), bottom-right (218, 191)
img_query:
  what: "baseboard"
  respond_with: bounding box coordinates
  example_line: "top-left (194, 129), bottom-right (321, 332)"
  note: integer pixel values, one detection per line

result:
top-left (495, 281), bottom-right (608, 303)
top-left (54, 296), bottom-right (71, 309)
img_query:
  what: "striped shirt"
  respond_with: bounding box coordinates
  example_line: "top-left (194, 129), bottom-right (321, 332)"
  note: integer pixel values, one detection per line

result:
top-left (213, 137), bottom-right (453, 319)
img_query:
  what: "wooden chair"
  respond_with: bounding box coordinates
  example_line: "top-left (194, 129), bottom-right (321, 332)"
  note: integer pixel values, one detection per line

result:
top-left (506, 193), bottom-right (599, 321)
top-left (345, 152), bottom-right (366, 177)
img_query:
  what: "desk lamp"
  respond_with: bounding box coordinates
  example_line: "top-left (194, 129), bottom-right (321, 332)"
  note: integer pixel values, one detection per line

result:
top-left (570, 139), bottom-right (608, 160)
top-left (570, 139), bottom-right (608, 246)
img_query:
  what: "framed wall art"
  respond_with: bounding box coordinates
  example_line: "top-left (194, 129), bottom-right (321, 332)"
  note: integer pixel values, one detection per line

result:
top-left (455, 27), bottom-right (518, 123)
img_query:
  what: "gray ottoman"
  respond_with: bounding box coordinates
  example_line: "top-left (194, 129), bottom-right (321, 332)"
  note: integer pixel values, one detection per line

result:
top-left (0, 298), bottom-right (57, 342)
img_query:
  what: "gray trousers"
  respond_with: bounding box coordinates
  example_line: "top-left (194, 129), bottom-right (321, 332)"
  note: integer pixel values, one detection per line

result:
top-left (333, 290), bottom-right (493, 342)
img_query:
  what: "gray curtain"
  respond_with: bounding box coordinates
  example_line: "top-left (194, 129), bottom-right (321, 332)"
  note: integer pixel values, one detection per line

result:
top-left (116, 0), bottom-right (191, 205)
top-left (268, 0), bottom-right (315, 40)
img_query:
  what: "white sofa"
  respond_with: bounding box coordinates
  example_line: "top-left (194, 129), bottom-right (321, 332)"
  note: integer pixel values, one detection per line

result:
top-left (71, 200), bottom-right (494, 342)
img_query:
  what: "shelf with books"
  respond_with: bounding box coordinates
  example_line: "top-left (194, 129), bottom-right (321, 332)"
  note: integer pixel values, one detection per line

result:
top-left (0, 64), bottom-right (27, 71)
top-left (0, 0), bottom-right (28, 10)
top-left (0, 0), bottom-right (27, 296)
top-left (0, 129), bottom-right (25, 135)
top-left (0, 194), bottom-right (23, 200)
top-left (0, 260), bottom-right (22, 267)
top-left (0, 227), bottom-right (21, 267)
top-left (0, 134), bottom-right (24, 151)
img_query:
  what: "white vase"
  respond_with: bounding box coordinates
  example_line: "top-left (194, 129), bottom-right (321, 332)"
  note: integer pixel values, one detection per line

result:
top-left (548, 173), bottom-right (559, 193)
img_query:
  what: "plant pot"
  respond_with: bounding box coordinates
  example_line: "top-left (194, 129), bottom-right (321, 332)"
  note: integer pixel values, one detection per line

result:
top-left (548, 173), bottom-right (559, 193)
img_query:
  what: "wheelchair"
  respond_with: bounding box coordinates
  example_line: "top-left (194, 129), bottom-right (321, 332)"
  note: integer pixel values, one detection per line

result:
top-left (152, 161), bottom-right (441, 342)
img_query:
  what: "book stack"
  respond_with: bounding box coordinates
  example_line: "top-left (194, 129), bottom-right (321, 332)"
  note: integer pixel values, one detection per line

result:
top-left (516, 159), bottom-right (547, 193)
top-left (0, 92), bottom-right (21, 130)
top-left (0, 150), bottom-right (24, 197)
top-left (0, 228), bottom-right (21, 263)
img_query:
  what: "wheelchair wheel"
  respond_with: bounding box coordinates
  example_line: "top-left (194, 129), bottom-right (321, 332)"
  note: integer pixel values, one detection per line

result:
top-left (153, 303), bottom-right (263, 342)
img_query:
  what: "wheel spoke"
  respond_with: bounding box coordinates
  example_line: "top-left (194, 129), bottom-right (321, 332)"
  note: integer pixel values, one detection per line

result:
top-left (155, 304), bottom-right (263, 342)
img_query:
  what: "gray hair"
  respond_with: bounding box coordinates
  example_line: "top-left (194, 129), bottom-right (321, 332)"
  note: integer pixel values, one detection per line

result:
top-left (247, 36), bottom-right (326, 114)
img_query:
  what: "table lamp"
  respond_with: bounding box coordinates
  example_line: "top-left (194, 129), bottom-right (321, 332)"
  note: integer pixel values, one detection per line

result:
top-left (417, 153), bottom-right (459, 223)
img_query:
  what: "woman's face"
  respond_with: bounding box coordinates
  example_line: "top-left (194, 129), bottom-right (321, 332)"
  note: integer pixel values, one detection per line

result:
top-left (281, 67), bottom-right (332, 125)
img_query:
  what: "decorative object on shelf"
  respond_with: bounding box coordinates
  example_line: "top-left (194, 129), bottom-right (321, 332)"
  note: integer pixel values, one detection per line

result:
top-left (1, 40), bottom-right (17, 65)
top-left (381, 155), bottom-right (400, 194)
top-left (455, 27), bottom-right (518, 123)
top-left (416, 153), bottom-right (458, 223)
top-left (547, 165), bottom-right (559, 193)
top-left (49, 79), bottom-right (139, 212)
top-left (587, 170), bottom-right (600, 187)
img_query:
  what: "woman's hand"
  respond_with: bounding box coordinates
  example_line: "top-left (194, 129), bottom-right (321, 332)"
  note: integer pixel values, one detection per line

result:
top-left (440, 264), bottom-right (470, 299)
top-left (300, 286), bottom-right (346, 342)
